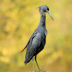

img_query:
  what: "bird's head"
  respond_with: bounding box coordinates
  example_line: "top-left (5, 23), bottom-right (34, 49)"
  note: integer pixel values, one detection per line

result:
top-left (37, 5), bottom-right (54, 20)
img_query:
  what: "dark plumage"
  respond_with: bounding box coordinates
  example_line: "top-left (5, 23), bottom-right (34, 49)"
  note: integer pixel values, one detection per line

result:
top-left (21, 5), bottom-right (53, 72)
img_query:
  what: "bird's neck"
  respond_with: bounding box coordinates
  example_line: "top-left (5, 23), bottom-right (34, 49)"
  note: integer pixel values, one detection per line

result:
top-left (38, 12), bottom-right (46, 27)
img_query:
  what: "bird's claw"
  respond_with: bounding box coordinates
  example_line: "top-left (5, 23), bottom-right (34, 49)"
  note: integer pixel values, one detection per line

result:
top-left (39, 70), bottom-right (46, 72)
top-left (31, 70), bottom-right (46, 72)
top-left (34, 69), bottom-right (46, 72)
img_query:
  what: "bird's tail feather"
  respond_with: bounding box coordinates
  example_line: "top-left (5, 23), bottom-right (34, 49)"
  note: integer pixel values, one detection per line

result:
top-left (24, 54), bottom-right (34, 64)
top-left (21, 46), bottom-right (27, 53)
top-left (21, 41), bottom-right (29, 52)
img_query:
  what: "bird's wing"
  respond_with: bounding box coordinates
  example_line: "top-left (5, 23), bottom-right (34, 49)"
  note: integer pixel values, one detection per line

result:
top-left (27, 33), bottom-right (41, 55)
top-left (28, 32), bottom-right (42, 51)
top-left (31, 32), bottom-right (41, 49)
top-left (21, 31), bottom-right (37, 53)
top-left (25, 32), bottom-right (42, 63)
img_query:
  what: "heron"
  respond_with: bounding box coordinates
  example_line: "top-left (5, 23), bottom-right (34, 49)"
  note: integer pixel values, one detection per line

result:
top-left (21, 5), bottom-right (54, 72)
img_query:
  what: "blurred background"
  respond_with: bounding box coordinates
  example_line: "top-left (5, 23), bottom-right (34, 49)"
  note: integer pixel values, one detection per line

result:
top-left (0, 0), bottom-right (72, 72)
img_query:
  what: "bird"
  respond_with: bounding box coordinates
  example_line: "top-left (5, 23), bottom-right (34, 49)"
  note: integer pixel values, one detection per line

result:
top-left (21, 5), bottom-right (54, 72)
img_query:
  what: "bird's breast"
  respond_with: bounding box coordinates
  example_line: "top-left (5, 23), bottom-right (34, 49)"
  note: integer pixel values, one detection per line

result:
top-left (44, 29), bottom-right (47, 36)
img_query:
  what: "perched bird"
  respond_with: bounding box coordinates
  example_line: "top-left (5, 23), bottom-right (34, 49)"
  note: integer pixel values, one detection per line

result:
top-left (21, 5), bottom-right (53, 72)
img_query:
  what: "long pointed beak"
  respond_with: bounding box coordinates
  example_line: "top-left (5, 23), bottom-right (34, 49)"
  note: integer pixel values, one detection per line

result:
top-left (47, 10), bottom-right (54, 20)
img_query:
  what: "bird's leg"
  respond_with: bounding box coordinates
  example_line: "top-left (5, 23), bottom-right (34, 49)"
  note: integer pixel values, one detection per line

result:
top-left (32, 58), bottom-right (36, 72)
top-left (35, 56), bottom-right (41, 72)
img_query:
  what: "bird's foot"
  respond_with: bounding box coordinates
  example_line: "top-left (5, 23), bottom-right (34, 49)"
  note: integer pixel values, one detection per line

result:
top-left (31, 70), bottom-right (37, 72)
top-left (35, 70), bottom-right (37, 72)
top-left (39, 70), bottom-right (46, 72)
top-left (31, 70), bottom-right (47, 72)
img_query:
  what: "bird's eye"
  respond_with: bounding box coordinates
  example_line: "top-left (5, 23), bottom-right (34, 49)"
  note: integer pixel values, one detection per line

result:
top-left (47, 8), bottom-right (49, 11)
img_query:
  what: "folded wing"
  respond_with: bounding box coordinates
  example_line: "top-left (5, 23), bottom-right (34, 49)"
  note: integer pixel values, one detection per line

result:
top-left (24, 32), bottom-right (42, 64)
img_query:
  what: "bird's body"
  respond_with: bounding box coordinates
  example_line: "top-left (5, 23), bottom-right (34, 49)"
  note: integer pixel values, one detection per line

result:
top-left (25, 26), bottom-right (47, 64)
top-left (21, 5), bottom-right (53, 72)
top-left (24, 12), bottom-right (47, 64)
